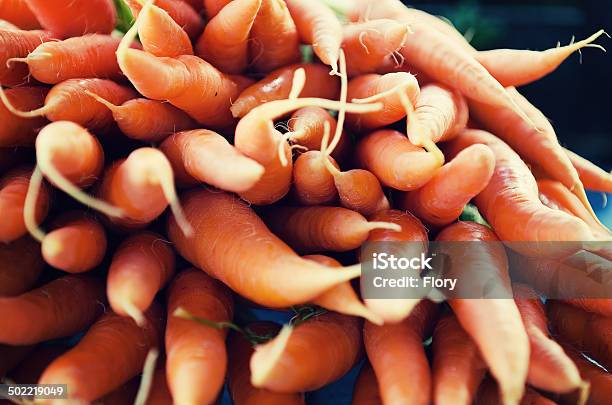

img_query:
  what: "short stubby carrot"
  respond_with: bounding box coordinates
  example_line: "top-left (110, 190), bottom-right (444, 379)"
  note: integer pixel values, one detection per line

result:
top-left (39, 304), bottom-right (163, 404)
top-left (398, 144), bottom-right (495, 228)
top-left (0, 27), bottom-right (52, 86)
top-left (160, 129), bottom-right (264, 193)
top-left (167, 189), bottom-right (362, 308)
top-left (565, 148), bottom-right (612, 193)
top-left (414, 83), bottom-right (469, 143)
top-left (0, 0), bottom-right (40, 29)
top-left (0, 236), bottom-right (43, 296)
top-left (286, 106), bottom-right (349, 160)
top-left (292, 150), bottom-right (339, 206)
top-left (0, 166), bottom-right (49, 243)
top-left (7, 34), bottom-right (122, 84)
top-left (432, 313), bottom-right (487, 405)
top-left (0, 275), bottom-right (104, 345)
top-left (166, 269), bottom-right (233, 405)
top-left (250, 312), bottom-right (363, 392)
top-left (356, 129), bottom-right (440, 191)
top-left (25, 0), bottom-right (116, 38)
top-left (41, 211), bottom-right (107, 274)
top-left (230, 63), bottom-right (340, 118)
top-left (108, 232), bottom-right (175, 325)
top-left (364, 300), bottom-right (438, 405)
top-left (228, 321), bottom-right (306, 405)
top-left (196, 0), bottom-right (261, 74)
top-left (352, 362), bottom-right (381, 405)
top-left (0, 87), bottom-right (47, 147)
top-left (126, 0), bottom-right (204, 40)
top-left (264, 205), bottom-right (401, 253)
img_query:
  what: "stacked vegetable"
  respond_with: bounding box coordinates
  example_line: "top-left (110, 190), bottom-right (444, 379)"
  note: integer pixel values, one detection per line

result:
top-left (0, 0), bottom-right (610, 404)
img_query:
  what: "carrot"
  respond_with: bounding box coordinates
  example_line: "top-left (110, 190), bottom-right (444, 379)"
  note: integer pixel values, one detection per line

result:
top-left (196, 0), bottom-right (261, 74)
top-left (0, 275), bottom-right (104, 345)
top-left (0, 27), bottom-right (52, 86)
top-left (513, 283), bottom-right (584, 395)
top-left (0, 236), bottom-right (43, 296)
top-left (25, 0), bottom-right (115, 38)
top-left (166, 269), bottom-right (233, 404)
top-left (0, 166), bottom-right (49, 243)
top-left (250, 311), bottom-right (362, 392)
top-left (364, 300), bottom-right (438, 405)
top-left (6, 34), bottom-right (123, 84)
top-left (444, 129), bottom-right (596, 256)
top-left (352, 362), bottom-right (382, 405)
top-left (144, 366), bottom-right (173, 405)
top-left (437, 221), bottom-right (529, 405)
top-left (286, 106), bottom-right (349, 160)
top-left (363, 209), bottom-right (429, 323)
top-left (414, 83), bottom-right (469, 143)
top-left (564, 148), bottom-right (612, 193)
top-left (286, 0), bottom-right (341, 73)
top-left (107, 232), bottom-right (175, 325)
top-left (126, 0), bottom-right (204, 40)
top-left (167, 188), bottom-right (362, 307)
top-left (547, 300), bottom-right (612, 371)
top-left (8, 344), bottom-right (68, 384)
top-left (560, 346), bottom-right (612, 405)
top-left (41, 211), bottom-right (107, 274)
top-left (356, 129), bottom-right (440, 191)
top-left (39, 304), bottom-right (163, 403)
top-left (228, 321), bottom-right (306, 405)
top-left (249, 0), bottom-right (301, 73)
top-left (160, 129), bottom-right (264, 193)
top-left (475, 379), bottom-right (557, 405)
top-left (204, 0), bottom-right (231, 18)
top-left (230, 63), bottom-right (340, 118)
top-left (0, 0), bottom-right (40, 29)
top-left (0, 87), bottom-right (47, 147)
top-left (476, 30), bottom-right (608, 87)
top-left (0, 344), bottom-right (33, 378)
top-left (432, 313), bottom-right (487, 405)
top-left (264, 205), bottom-right (401, 253)
top-left (398, 144), bottom-right (495, 228)
top-left (0, 78), bottom-right (137, 130)
top-left (292, 150), bottom-right (339, 205)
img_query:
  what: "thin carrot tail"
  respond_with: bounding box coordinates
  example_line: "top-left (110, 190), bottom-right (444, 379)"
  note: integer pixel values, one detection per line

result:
top-left (117, 0), bottom-right (155, 64)
top-left (134, 348), bottom-right (159, 405)
top-left (0, 86), bottom-right (49, 118)
top-left (562, 29), bottom-right (608, 56)
top-left (326, 49), bottom-right (347, 155)
top-left (6, 52), bottom-right (53, 67)
top-left (158, 170), bottom-right (194, 238)
top-left (122, 301), bottom-right (146, 326)
top-left (364, 221), bottom-right (402, 233)
top-left (84, 90), bottom-right (121, 112)
top-left (571, 181), bottom-right (609, 233)
top-left (250, 325), bottom-right (293, 387)
top-left (577, 380), bottom-right (591, 405)
top-left (320, 121), bottom-right (341, 177)
top-left (23, 166), bottom-right (47, 243)
top-left (278, 67), bottom-right (307, 166)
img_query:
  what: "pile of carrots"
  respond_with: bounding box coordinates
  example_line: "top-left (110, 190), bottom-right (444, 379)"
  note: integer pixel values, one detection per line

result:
top-left (0, 0), bottom-right (611, 403)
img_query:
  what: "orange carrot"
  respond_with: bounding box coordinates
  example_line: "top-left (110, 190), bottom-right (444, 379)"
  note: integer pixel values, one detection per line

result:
top-left (39, 305), bottom-right (163, 403)
top-left (292, 150), bottom-right (339, 205)
top-left (0, 27), bottom-right (52, 86)
top-left (126, 0), bottom-right (204, 40)
top-left (475, 379), bottom-right (557, 405)
top-left (0, 86), bottom-right (47, 147)
top-left (0, 0), bottom-right (40, 29)
top-left (564, 148), bottom-right (612, 193)
top-left (414, 83), bottom-right (469, 143)
top-left (561, 346), bottom-right (612, 405)
top-left (167, 188), bottom-right (362, 307)
top-left (398, 144), bottom-right (495, 228)
top-left (107, 232), bottom-right (175, 325)
top-left (250, 311), bottom-right (362, 392)
top-left (437, 221), bottom-right (529, 405)
top-left (160, 129), bottom-right (264, 193)
top-left (204, 0), bottom-right (230, 18)
top-left (364, 300), bottom-right (438, 405)
top-left (286, 106), bottom-right (349, 159)
top-left (0, 275), bottom-right (104, 345)
top-left (432, 313), bottom-right (487, 405)
top-left (25, 0), bottom-right (115, 38)
top-left (166, 269), bottom-right (233, 405)
top-left (228, 321), bottom-right (306, 405)
top-left (196, 0), bottom-right (261, 74)
top-left (0, 236), bottom-right (43, 296)
top-left (352, 362), bottom-right (382, 405)
top-left (566, 299), bottom-right (612, 319)
top-left (0, 166), bottom-right (49, 243)
top-left (476, 30), bottom-right (608, 87)
top-left (286, 0), bottom-right (342, 72)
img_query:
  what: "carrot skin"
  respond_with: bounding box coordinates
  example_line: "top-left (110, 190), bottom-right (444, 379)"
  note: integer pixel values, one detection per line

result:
top-left (287, 106), bottom-right (349, 160)
top-left (565, 148), bottom-right (612, 193)
top-left (126, 0), bottom-right (204, 40)
top-left (0, 28), bottom-right (53, 86)
top-left (414, 83), bottom-right (469, 143)
top-left (0, 0), bottom-right (40, 29)
top-left (0, 87), bottom-right (47, 147)
top-left (560, 346), bottom-right (612, 405)
top-left (292, 150), bottom-right (339, 206)
top-left (0, 236), bottom-right (43, 296)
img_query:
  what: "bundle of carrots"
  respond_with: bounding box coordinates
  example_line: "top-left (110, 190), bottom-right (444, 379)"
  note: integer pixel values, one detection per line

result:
top-left (0, 0), bottom-right (611, 404)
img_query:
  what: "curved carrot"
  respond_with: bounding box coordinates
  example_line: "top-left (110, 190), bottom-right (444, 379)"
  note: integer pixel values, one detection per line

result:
top-left (0, 236), bottom-right (43, 296)
top-left (7, 34), bottom-right (122, 84)
top-left (204, 0), bottom-right (230, 18)
top-left (0, 275), bottom-right (104, 345)
top-left (0, 86), bottom-right (47, 147)
top-left (476, 30), bottom-right (607, 87)
top-left (196, 0), bottom-right (261, 74)
top-left (363, 209), bottom-right (428, 323)
top-left (356, 129), bottom-right (440, 191)
top-left (286, 106), bottom-right (349, 159)
top-left (437, 221), bottom-right (529, 405)
top-left (166, 269), bottom-right (233, 405)
top-left (414, 83), bottom-right (469, 143)
top-left (0, 166), bottom-right (49, 243)
top-left (126, 0), bottom-right (204, 40)
top-left (228, 321), bottom-right (306, 405)
top-left (432, 313), bottom-right (487, 405)
top-left (352, 362), bottom-right (382, 405)
top-left (108, 232), bottom-right (175, 325)
top-left (398, 143), bottom-right (495, 228)
top-left (250, 312), bottom-right (362, 392)
top-left (25, 0), bottom-right (115, 38)
top-left (160, 129), bottom-right (264, 193)
top-left (167, 188), bottom-right (361, 308)
top-left (561, 346), bottom-right (612, 405)
top-left (364, 300), bottom-right (438, 405)
top-left (0, 0), bottom-right (40, 29)
top-left (565, 299), bottom-right (612, 318)
top-left (292, 150), bottom-right (339, 205)
top-left (565, 148), bottom-right (612, 193)
top-left (39, 304), bottom-right (163, 403)
top-left (41, 211), bottom-right (107, 274)
top-left (0, 27), bottom-right (52, 86)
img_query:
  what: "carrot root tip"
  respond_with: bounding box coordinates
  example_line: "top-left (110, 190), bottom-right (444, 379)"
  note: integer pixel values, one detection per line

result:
top-left (23, 166), bottom-right (47, 243)
top-left (365, 221), bottom-right (402, 233)
top-left (251, 325), bottom-right (293, 387)
top-left (122, 301), bottom-right (146, 327)
top-left (133, 348), bottom-right (159, 405)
